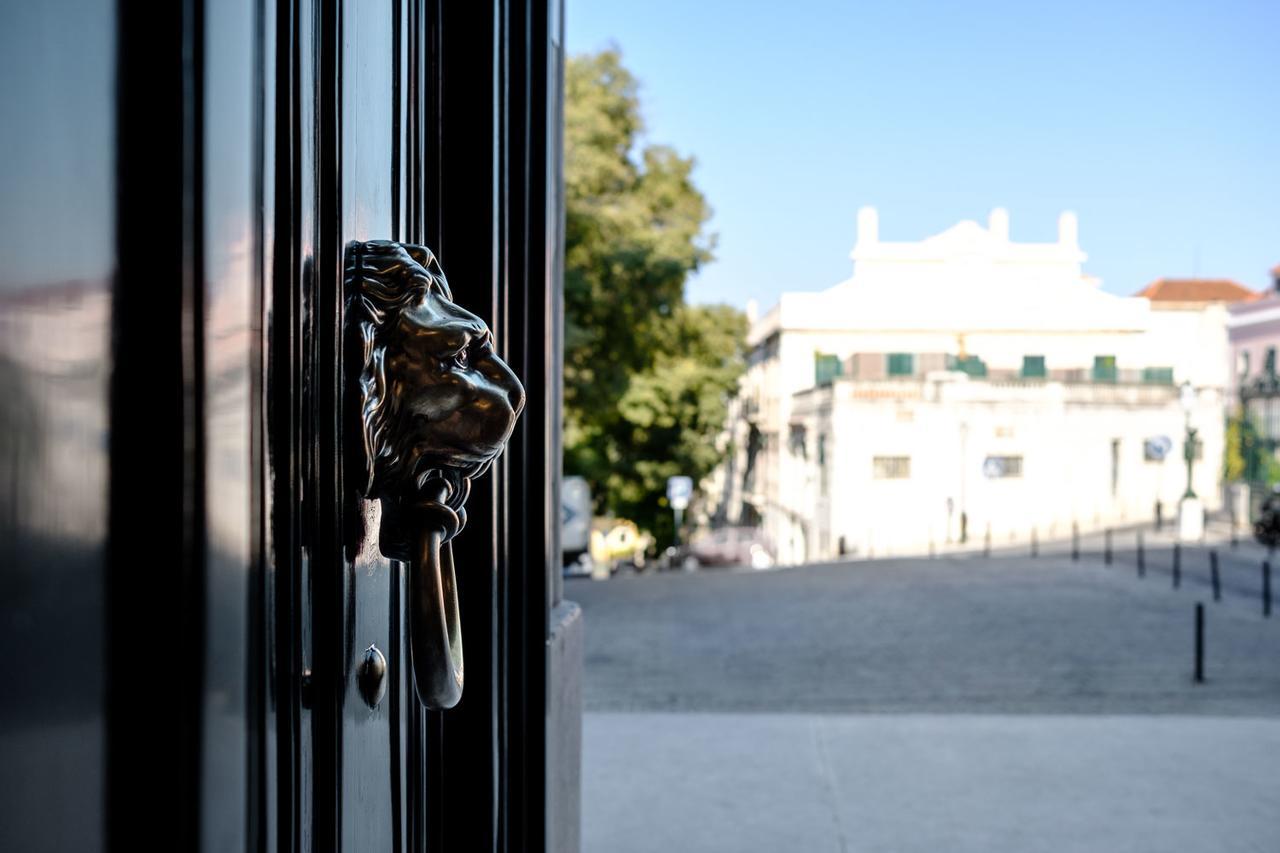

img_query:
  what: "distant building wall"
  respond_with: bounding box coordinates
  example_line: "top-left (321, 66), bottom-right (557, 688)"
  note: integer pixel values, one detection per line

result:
top-left (1229, 295), bottom-right (1280, 405)
top-left (787, 376), bottom-right (1222, 561)
top-left (720, 208), bottom-right (1235, 565)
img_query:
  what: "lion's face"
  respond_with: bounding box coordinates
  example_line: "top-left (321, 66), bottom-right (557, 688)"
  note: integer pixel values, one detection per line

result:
top-left (348, 240), bottom-right (525, 529)
top-left (382, 287), bottom-right (525, 497)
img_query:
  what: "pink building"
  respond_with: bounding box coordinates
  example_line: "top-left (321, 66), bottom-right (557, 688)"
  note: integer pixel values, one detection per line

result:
top-left (1227, 266), bottom-right (1280, 405)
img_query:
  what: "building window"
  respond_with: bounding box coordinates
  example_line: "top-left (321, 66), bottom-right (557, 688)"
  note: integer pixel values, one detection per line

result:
top-left (1142, 366), bottom-right (1174, 385)
top-left (982, 455), bottom-right (1023, 478)
top-left (886, 353), bottom-right (914, 377)
top-left (1021, 355), bottom-right (1046, 379)
top-left (748, 332), bottom-right (780, 368)
top-left (1239, 350), bottom-right (1250, 379)
top-left (1092, 355), bottom-right (1118, 383)
top-left (788, 424), bottom-right (807, 459)
top-left (873, 456), bottom-right (910, 479)
top-left (814, 352), bottom-right (842, 387)
top-left (1267, 347), bottom-right (1277, 377)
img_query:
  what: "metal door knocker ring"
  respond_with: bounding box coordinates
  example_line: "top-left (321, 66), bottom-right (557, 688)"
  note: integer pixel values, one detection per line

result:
top-left (345, 240), bottom-right (524, 710)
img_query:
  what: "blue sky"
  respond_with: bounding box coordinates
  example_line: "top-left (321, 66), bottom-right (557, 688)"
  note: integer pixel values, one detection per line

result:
top-left (566, 0), bottom-right (1280, 309)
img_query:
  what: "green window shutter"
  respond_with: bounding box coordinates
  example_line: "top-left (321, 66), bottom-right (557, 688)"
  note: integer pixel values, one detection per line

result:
top-left (1021, 355), bottom-right (1046, 378)
top-left (954, 355), bottom-right (986, 378)
top-left (1142, 366), bottom-right (1173, 385)
top-left (1093, 355), bottom-right (1117, 383)
top-left (887, 353), bottom-right (914, 377)
top-left (814, 353), bottom-right (842, 387)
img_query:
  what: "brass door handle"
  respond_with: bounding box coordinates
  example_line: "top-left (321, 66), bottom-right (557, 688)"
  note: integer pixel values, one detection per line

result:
top-left (345, 240), bottom-right (525, 709)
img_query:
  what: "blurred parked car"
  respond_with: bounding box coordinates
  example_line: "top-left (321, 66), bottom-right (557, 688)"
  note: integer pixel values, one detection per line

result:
top-left (562, 552), bottom-right (595, 579)
top-left (561, 475), bottom-right (592, 568)
top-left (687, 527), bottom-right (774, 570)
top-left (590, 519), bottom-right (654, 574)
top-left (561, 476), bottom-right (596, 579)
top-left (660, 544), bottom-right (700, 572)
top-left (1255, 487), bottom-right (1280, 548)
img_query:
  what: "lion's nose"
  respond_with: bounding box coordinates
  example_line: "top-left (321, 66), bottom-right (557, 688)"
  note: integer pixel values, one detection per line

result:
top-left (486, 355), bottom-right (525, 417)
top-left (507, 380), bottom-right (525, 417)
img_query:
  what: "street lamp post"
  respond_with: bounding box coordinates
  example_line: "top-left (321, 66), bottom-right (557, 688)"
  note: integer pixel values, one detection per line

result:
top-left (1183, 425), bottom-right (1199, 500)
top-left (1178, 381), bottom-right (1204, 542)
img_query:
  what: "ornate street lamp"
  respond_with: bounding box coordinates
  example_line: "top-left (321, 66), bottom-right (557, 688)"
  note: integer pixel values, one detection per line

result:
top-left (1178, 380), bottom-right (1203, 542)
top-left (1181, 380), bottom-right (1199, 499)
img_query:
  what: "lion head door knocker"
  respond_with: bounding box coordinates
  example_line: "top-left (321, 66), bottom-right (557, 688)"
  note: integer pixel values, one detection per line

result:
top-left (345, 240), bottom-right (525, 709)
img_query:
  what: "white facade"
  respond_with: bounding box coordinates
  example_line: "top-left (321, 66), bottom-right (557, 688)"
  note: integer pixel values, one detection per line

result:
top-left (788, 376), bottom-right (1221, 561)
top-left (720, 208), bottom-right (1228, 564)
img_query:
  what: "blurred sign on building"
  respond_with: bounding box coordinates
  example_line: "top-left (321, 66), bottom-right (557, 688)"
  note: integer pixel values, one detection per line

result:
top-left (1143, 435), bottom-right (1173, 462)
top-left (666, 475), bottom-right (693, 510)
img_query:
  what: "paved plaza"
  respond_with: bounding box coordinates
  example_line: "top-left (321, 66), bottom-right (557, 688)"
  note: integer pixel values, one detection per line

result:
top-left (572, 540), bottom-right (1280, 851)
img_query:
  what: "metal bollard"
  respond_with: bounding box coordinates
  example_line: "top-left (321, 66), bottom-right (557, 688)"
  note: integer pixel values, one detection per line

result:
top-left (1137, 532), bottom-right (1145, 578)
top-left (1265, 561), bottom-right (1273, 618)
top-left (1031, 528), bottom-right (1038, 558)
top-left (1194, 603), bottom-right (1205, 684)
top-left (1173, 543), bottom-right (1181, 589)
top-left (1210, 551), bottom-right (1220, 602)
top-left (983, 524), bottom-right (991, 558)
top-left (1104, 529), bottom-right (1112, 566)
top-left (1071, 522), bottom-right (1079, 562)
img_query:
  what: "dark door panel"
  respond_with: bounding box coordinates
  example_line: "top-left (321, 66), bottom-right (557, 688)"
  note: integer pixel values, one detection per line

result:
top-left (335, 4), bottom-right (402, 850)
top-left (203, 0), bottom-right (261, 849)
top-left (0, 3), bottom-right (114, 851)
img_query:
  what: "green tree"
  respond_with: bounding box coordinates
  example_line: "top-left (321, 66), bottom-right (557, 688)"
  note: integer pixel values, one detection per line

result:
top-left (1224, 410), bottom-right (1280, 484)
top-left (563, 49), bottom-right (746, 545)
top-left (1224, 412), bottom-right (1248, 482)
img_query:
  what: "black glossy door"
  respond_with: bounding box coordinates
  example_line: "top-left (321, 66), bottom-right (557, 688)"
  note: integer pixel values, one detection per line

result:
top-left (1, 1), bottom-right (567, 850)
top-left (268, 2), bottom-right (529, 850)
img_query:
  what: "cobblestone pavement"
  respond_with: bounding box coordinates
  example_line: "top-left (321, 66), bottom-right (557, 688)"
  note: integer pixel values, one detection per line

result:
top-left (570, 548), bottom-right (1280, 714)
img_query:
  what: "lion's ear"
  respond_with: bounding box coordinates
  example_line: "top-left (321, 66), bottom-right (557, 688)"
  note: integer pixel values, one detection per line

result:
top-left (401, 243), bottom-right (452, 300)
top-left (400, 243), bottom-right (436, 270)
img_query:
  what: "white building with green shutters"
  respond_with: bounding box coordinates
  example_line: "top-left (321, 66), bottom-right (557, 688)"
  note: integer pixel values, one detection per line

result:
top-left (717, 208), bottom-right (1230, 564)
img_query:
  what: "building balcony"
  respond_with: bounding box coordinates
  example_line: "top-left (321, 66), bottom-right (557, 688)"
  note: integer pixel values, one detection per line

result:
top-left (794, 370), bottom-right (1185, 410)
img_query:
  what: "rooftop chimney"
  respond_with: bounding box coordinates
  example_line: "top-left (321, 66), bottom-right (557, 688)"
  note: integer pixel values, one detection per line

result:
top-left (857, 206), bottom-right (879, 245)
top-left (1058, 211), bottom-right (1079, 247)
top-left (988, 207), bottom-right (1009, 241)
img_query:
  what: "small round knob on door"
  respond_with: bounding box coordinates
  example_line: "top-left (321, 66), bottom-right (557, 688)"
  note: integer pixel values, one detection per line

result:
top-left (357, 644), bottom-right (388, 709)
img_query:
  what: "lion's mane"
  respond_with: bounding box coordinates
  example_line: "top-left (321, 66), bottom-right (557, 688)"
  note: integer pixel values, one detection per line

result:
top-left (345, 239), bottom-right (452, 500)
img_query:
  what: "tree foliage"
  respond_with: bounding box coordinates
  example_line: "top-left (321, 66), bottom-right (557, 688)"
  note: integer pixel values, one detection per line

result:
top-left (563, 49), bottom-right (746, 544)
top-left (1224, 410), bottom-right (1280, 484)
